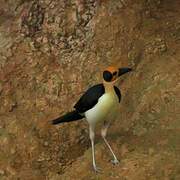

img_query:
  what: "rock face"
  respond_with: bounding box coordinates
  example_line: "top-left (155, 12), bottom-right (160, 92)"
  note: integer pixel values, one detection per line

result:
top-left (0, 0), bottom-right (179, 179)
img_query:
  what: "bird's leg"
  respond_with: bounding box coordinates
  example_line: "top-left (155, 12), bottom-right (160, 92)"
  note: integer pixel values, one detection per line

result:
top-left (89, 125), bottom-right (101, 173)
top-left (101, 122), bottom-right (119, 165)
top-left (120, 0), bottom-right (127, 7)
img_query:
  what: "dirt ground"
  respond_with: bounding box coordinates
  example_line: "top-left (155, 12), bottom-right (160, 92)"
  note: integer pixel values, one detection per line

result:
top-left (0, 0), bottom-right (180, 179)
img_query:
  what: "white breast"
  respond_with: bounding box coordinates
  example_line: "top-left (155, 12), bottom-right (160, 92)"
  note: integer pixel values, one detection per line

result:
top-left (85, 92), bottom-right (119, 127)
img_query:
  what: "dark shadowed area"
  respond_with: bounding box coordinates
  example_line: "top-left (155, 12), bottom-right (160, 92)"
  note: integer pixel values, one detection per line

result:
top-left (0, 0), bottom-right (179, 179)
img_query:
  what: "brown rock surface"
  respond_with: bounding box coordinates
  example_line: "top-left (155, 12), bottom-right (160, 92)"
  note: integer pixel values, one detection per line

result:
top-left (0, 0), bottom-right (179, 179)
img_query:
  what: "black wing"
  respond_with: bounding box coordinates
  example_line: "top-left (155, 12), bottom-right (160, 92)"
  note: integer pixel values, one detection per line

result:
top-left (74, 84), bottom-right (105, 113)
top-left (114, 86), bottom-right (121, 102)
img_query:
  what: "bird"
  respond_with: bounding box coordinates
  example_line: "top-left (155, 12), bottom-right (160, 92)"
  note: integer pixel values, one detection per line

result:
top-left (51, 66), bottom-right (132, 173)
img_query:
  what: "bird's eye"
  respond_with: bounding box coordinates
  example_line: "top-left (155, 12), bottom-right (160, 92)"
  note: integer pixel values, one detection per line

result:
top-left (113, 71), bottom-right (117, 76)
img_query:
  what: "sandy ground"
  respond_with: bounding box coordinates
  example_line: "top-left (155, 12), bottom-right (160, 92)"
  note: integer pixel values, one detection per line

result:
top-left (0, 0), bottom-right (180, 179)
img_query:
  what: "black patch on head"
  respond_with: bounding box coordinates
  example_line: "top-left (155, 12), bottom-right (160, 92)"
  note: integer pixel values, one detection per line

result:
top-left (103, 70), bottom-right (113, 82)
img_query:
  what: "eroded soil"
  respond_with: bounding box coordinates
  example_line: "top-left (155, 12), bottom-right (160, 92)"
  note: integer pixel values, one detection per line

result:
top-left (0, 0), bottom-right (180, 179)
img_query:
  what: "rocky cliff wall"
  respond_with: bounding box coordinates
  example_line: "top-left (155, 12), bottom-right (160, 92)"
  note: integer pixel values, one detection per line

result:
top-left (0, 0), bottom-right (179, 179)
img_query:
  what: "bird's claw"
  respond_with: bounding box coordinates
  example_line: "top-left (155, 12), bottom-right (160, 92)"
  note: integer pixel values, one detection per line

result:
top-left (111, 159), bottom-right (119, 165)
top-left (93, 166), bottom-right (102, 173)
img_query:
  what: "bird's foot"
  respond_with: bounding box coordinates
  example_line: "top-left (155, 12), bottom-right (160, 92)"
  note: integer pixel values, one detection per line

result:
top-left (93, 165), bottom-right (102, 173)
top-left (111, 159), bottom-right (119, 165)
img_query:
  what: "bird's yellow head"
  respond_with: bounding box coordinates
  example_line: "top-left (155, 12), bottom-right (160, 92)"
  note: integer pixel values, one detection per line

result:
top-left (103, 66), bottom-right (132, 83)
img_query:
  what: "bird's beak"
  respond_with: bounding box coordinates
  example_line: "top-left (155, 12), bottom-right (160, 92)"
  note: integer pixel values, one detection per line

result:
top-left (118, 67), bottom-right (132, 77)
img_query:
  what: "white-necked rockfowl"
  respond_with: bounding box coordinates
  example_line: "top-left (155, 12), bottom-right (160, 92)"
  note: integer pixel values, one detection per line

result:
top-left (51, 66), bottom-right (132, 173)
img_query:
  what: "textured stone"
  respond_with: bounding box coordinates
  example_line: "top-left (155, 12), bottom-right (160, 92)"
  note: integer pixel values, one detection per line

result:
top-left (0, 0), bottom-right (179, 179)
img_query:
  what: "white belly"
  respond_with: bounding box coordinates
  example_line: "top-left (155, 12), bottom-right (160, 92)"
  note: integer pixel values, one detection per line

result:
top-left (85, 92), bottom-right (119, 127)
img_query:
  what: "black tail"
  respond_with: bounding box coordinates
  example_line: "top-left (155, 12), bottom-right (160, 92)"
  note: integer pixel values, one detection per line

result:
top-left (52, 110), bottom-right (84, 125)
